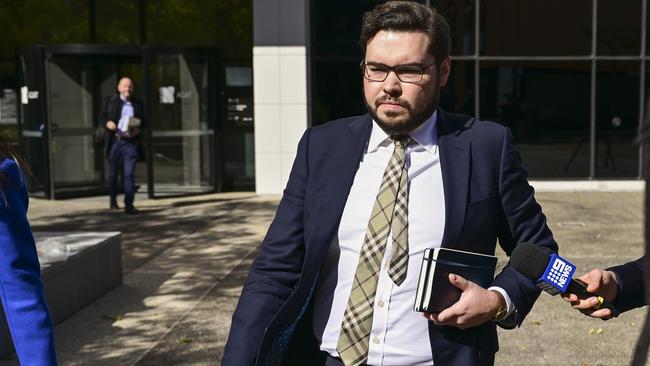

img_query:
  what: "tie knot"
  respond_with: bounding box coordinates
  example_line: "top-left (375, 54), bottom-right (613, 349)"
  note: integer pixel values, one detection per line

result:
top-left (391, 135), bottom-right (412, 149)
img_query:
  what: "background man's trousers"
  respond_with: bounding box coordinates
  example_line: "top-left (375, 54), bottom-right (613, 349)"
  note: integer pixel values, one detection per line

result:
top-left (108, 139), bottom-right (137, 210)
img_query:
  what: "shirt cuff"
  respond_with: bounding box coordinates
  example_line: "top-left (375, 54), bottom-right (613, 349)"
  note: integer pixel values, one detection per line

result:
top-left (488, 286), bottom-right (516, 324)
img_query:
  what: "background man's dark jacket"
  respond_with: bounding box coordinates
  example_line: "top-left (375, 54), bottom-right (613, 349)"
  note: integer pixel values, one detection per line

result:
top-left (97, 94), bottom-right (145, 159)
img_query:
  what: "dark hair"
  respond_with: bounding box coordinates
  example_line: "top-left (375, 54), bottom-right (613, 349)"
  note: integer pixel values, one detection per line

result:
top-left (0, 134), bottom-right (30, 205)
top-left (359, 1), bottom-right (451, 65)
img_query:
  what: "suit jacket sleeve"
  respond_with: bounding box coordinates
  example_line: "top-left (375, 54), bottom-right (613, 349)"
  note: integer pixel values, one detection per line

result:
top-left (0, 159), bottom-right (58, 365)
top-left (98, 96), bottom-right (112, 129)
top-left (222, 129), bottom-right (312, 366)
top-left (608, 257), bottom-right (645, 313)
top-left (490, 127), bottom-right (558, 328)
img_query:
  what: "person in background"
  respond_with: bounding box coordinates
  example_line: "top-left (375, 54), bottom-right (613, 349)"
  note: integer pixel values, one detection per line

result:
top-left (0, 138), bottom-right (58, 364)
top-left (98, 77), bottom-right (145, 215)
top-left (563, 257), bottom-right (645, 319)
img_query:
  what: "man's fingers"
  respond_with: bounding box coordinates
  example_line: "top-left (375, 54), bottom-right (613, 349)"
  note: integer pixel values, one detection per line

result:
top-left (448, 273), bottom-right (469, 291)
top-left (436, 300), bottom-right (464, 323)
top-left (424, 312), bottom-right (441, 322)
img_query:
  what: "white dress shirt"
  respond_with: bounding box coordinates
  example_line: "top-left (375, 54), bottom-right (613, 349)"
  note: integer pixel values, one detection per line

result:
top-left (313, 111), bottom-right (514, 365)
top-left (118, 97), bottom-right (134, 133)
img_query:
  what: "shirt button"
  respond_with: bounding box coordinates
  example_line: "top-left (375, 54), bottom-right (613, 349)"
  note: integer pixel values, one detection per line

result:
top-left (373, 337), bottom-right (380, 344)
top-left (378, 300), bottom-right (385, 308)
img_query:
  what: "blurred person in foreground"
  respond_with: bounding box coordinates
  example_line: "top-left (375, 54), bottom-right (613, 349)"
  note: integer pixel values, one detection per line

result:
top-left (0, 139), bottom-right (57, 364)
top-left (563, 257), bottom-right (645, 319)
top-left (223, 1), bottom-right (558, 365)
top-left (98, 77), bottom-right (144, 215)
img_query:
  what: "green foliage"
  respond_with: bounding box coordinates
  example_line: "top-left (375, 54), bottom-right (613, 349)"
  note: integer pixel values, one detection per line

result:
top-left (0, 0), bottom-right (252, 60)
top-left (0, 0), bottom-right (89, 59)
top-left (146, 0), bottom-right (252, 58)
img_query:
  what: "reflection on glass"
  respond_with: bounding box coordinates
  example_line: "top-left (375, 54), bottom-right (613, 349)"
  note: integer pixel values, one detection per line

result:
top-left (150, 54), bottom-right (214, 195)
top-left (47, 58), bottom-right (99, 185)
top-left (312, 60), bottom-right (366, 124)
top-left (596, 62), bottom-right (640, 178)
top-left (440, 61), bottom-right (474, 115)
top-left (312, 1), bottom-right (474, 58)
top-left (312, 0), bottom-right (366, 59)
top-left (598, 0), bottom-right (641, 55)
top-left (480, 62), bottom-right (591, 178)
top-left (480, 0), bottom-right (592, 56)
top-left (436, 0), bottom-right (475, 55)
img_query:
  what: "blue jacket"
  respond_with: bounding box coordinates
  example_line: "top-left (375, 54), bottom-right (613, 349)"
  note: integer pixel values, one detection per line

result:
top-left (0, 158), bottom-right (57, 365)
top-left (223, 110), bottom-right (558, 366)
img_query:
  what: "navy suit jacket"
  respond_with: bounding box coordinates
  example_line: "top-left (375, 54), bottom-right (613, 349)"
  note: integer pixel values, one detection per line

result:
top-left (609, 257), bottom-right (645, 312)
top-left (223, 110), bottom-right (558, 366)
top-left (0, 159), bottom-right (57, 364)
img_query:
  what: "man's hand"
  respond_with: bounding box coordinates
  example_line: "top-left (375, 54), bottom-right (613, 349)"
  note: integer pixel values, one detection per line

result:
top-left (106, 121), bottom-right (117, 131)
top-left (561, 269), bottom-right (619, 319)
top-left (423, 273), bottom-right (504, 329)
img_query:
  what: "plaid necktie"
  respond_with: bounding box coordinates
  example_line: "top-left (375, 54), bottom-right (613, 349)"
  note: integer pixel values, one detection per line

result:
top-left (337, 136), bottom-right (411, 366)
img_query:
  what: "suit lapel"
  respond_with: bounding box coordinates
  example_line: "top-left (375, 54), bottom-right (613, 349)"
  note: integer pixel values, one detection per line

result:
top-left (438, 110), bottom-right (472, 248)
top-left (307, 115), bottom-right (372, 264)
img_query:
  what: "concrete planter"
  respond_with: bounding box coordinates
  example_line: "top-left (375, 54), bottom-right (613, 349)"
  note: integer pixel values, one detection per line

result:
top-left (1, 232), bottom-right (122, 359)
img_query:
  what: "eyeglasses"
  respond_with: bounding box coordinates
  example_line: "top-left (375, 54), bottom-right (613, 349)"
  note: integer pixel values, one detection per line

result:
top-left (360, 59), bottom-right (436, 83)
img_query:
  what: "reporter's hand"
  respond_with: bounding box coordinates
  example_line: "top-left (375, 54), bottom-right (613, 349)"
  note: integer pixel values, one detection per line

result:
top-left (560, 269), bottom-right (618, 319)
top-left (422, 273), bottom-right (504, 329)
top-left (106, 121), bottom-right (117, 131)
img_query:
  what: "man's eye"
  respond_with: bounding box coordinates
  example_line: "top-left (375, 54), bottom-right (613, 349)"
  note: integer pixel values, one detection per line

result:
top-left (397, 66), bottom-right (421, 75)
top-left (368, 65), bottom-right (387, 73)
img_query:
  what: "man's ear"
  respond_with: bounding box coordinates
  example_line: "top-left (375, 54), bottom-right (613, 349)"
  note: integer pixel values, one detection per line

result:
top-left (438, 56), bottom-right (452, 88)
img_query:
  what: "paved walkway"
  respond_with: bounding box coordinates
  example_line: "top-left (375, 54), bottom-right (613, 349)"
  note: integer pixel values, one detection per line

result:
top-left (0, 191), bottom-right (647, 365)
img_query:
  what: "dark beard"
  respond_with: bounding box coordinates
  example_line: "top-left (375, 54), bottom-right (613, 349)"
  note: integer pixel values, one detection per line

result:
top-left (365, 88), bottom-right (439, 136)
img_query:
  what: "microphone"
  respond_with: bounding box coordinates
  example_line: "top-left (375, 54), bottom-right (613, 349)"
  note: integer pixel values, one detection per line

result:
top-left (510, 243), bottom-right (620, 317)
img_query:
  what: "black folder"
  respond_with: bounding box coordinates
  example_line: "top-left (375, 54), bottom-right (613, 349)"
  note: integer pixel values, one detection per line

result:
top-left (414, 247), bottom-right (498, 313)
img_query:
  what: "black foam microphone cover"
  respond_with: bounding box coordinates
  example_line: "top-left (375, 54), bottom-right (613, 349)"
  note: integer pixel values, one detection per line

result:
top-left (510, 243), bottom-right (554, 280)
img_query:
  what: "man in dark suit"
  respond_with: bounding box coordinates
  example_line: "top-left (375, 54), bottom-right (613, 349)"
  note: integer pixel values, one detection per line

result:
top-left (563, 257), bottom-right (645, 318)
top-left (223, 2), bottom-right (558, 365)
top-left (98, 77), bottom-right (144, 214)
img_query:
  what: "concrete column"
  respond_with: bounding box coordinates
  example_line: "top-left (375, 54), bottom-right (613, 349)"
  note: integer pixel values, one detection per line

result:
top-left (253, 0), bottom-right (310, 195)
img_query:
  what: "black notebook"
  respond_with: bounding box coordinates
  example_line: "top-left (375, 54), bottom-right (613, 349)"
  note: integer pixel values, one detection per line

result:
top-left (414, 247), bottom-right (498, 313)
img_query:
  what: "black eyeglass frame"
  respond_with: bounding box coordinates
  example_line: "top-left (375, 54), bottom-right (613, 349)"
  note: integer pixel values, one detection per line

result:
top-left (360, 59), bottom-right (437, 83)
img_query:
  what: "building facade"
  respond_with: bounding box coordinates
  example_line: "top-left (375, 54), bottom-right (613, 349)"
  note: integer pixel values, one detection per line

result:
top-left (254, 0), bottom-right (647, 194)
top-left (0, 1), bottom-right (646, 197)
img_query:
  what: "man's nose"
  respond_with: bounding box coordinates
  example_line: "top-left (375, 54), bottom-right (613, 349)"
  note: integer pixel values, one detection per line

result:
top-left (382, 71), bottom-right (402, 96)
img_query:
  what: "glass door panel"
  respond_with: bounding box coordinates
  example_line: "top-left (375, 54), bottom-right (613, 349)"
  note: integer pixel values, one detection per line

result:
top-left (46, 56), bottom-right (99, 189)
top-left (148, 51), bottom-right (215, 196)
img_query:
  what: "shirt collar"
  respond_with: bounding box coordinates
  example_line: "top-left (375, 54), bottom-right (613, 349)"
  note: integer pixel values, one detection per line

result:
top-left (368, 110), bottom-right (438, 154)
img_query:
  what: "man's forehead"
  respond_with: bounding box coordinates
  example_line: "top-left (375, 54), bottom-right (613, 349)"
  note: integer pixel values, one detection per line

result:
top-left (365, 33), bottom-right (432, 65)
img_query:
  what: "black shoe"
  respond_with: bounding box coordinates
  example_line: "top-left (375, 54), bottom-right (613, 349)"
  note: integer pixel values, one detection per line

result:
top-left (125, 207), bottom-right (140, 215)
top-left (110, 201), bottom-right (120, 210)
